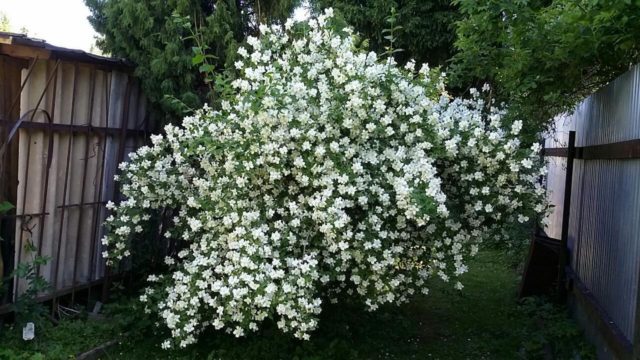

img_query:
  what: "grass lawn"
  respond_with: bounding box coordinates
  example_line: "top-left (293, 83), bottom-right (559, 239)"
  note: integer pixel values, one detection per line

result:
top-left (1, 250), bottom-right (594, 359)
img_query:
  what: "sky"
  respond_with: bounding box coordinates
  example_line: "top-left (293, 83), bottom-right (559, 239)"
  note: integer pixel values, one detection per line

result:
top-left (0, 0), bottom-right (98, 52)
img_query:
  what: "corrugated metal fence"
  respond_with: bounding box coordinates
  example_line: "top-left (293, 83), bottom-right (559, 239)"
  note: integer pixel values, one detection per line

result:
top-left (543, 64), bottom-right (640, 359)
top-left (0, 34), bottom-right (150, 312)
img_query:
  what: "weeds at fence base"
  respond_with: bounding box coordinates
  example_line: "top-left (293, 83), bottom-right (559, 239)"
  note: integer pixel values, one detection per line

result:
top-left (0, 250), bottom-right (593, 359)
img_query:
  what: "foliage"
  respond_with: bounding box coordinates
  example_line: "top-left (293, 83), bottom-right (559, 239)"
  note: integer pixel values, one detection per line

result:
top-left (312, 0), bottom-right (460, 68)
top-left (1, 202), bottom-right (52, 337)
top-left (93, 251), bottom-right (592, 359)
top-left (0, 12), bottom-right (10, 32)
top-left (380, 7), bottom-right (403, 59)
top-left (518, 297), bottom-right (596, 359)
top-left (0, 201), bottom-right (13, 214)
top-left (0, 315), bottom-right (125, 360)
top-left (450, 0), bottom-right (640, 137)
top-left (0, 251), bottom-right (594, 359)
top-left (314, 1), bottom-right (640, 136)
top-left (0, 201), bottom-right (12, 288)
top-left (0, 284), bottom-right (147, 359)
top-left (101, 10), bottom-right (546, 348)
top-left (85, 0), bottom-right (301, 124)
top-left (7, 240), bottom-right (51, 331)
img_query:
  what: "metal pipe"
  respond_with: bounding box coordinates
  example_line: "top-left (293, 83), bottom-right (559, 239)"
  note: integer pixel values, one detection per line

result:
top-left (34, 60), bottom-right (60, 280)
top-left (71, 66), bottom-right (97, 304)
top-left (51, 63), bottom-right (80, 312)
top-left (15, 60), bottom-right (60, 298)
top-left (88, 70), bottom-right (110, 302)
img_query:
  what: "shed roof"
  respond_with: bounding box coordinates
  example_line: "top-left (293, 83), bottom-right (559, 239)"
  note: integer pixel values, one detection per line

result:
top-left (0, 31), bottom-right (133, 70)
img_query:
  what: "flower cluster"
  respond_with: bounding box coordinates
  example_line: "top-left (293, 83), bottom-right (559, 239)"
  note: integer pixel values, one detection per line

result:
top-left (101, 9), bottom-right (546, 348)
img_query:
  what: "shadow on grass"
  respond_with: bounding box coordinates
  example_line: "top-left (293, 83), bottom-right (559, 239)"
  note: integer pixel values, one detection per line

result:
top-left (102, 251), bottom-right (582, 360)
top-left (0, 251), bottom-right (594, 359)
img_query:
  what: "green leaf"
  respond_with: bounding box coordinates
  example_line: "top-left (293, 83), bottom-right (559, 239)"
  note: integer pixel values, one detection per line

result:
top-left (192, 53), bottom-right (204, 65)
top-left (33, 256), bottom-right (51, 266)
top-left (199, 64), bottom-right (214, 73)
top-left (0, 201), bottom-right (14, 214)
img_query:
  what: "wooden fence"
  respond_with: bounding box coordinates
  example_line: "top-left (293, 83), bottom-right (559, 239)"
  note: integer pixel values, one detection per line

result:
top-left (0, 33), bottom-right (150, 314)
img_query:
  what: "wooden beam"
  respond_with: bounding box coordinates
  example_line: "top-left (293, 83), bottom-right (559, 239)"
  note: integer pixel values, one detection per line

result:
top-left (542, 147), bottom-right (569, 157)
top-left (576, 139), bottom-right (640, 160)
top-left (0, 118), bottom-right (147, 137)
top-left (0, 43), bottom-right (50, 60)
top-left (542, 139), bottom-right (640, 160)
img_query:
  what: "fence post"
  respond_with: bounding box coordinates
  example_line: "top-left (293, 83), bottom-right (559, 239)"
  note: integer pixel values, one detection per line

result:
top-left (558, 130), bottom-right (576, 302)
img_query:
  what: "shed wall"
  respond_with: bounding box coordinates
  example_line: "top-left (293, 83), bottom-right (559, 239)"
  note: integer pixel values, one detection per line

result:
top-left (0, 58), bottom-right (148, 302)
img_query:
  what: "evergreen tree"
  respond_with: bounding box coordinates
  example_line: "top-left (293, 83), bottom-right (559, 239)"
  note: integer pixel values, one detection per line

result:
top-left (312, 0), bottom-right (460, 68)
top-left (85, 0), bottom-right (300, 123)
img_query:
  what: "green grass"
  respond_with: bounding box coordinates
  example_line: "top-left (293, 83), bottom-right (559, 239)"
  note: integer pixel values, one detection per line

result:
top-left (0, 250), bottom-right (594, 359)
top-left (0, 316), bottom-right (122, 359)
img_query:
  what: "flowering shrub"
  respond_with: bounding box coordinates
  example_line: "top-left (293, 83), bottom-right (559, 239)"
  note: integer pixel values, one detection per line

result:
top-left (101, 10), bottom-right (546, 348)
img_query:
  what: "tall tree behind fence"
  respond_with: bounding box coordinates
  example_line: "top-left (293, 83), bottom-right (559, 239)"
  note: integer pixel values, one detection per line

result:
top-left (0, 34), bottom-right (150, 311)
top-left (542, 64), bottom-right (640, 360)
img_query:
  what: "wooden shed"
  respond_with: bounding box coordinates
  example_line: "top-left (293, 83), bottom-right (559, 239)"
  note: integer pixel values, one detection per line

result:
top-left (0, 32), bottom-right (151, 310)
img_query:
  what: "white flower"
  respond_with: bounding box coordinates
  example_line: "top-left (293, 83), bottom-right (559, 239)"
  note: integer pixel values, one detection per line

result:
top-left (101, 9), bottom-right (546, 348)
top-left (511, 120), bottom-right (523, 135)
top-left (187, 218), bottom-right (202, 232)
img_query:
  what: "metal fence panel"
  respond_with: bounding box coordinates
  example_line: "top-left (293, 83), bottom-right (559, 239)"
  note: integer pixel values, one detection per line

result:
top-left (545, 64), bottom-right (640, 343)
top-left (576, 65), bottom-right (640, 147)
top-left (571, 159), bottom-right (640, 340)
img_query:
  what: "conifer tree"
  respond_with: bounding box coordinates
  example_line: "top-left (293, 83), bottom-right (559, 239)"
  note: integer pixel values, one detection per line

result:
top-left (85, 0), bottom-right (300, 122)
